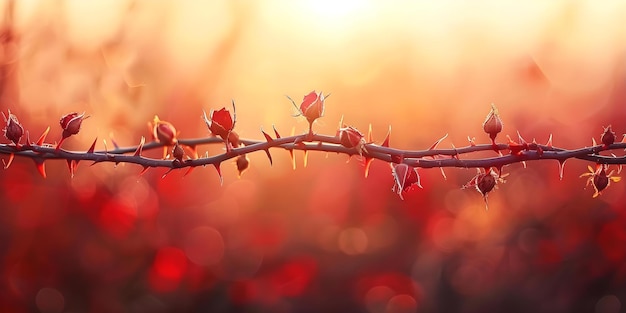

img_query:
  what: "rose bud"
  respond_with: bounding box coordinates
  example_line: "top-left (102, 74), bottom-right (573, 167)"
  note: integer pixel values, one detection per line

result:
top-left (391, 163), bottom-right (422, 200)
top-left (339, 126), bottom-right (366, 155)
top-left (236, 154), bottom-right (250, 177)
top-left (60, 112), bottom-right (89, 139)
top-left (172, 142), bottom-right (185, 162)
top-left (600, 125), bottom-right (616, 147)
top-left (2, 110), bottom-right (23, 145)
top-left (204, 108), bottom-right (234, 139)
top-left (300, 91), bottom-right (325, 124)
top-left (152, 115), bottom-right (178, 145)
top-left (580, 164), bottom-right (621, 198)
top-left (483, 104), bottom-right (503, 143)
top-left (476, 171), bottom-right (496, 196)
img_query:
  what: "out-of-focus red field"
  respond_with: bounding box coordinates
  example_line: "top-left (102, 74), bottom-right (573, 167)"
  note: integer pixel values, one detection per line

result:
top-left (1, 1), bottom-right (626, 312)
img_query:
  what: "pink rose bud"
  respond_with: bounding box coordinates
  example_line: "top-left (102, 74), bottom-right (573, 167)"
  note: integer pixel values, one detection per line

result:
top-left (60, 112), bottom-right (89, 139)
top-left (152, 115), bottom-right (177, 145)
top-left (2, 110), bottom-right (23, 145)
top-left (483, 104), bottom-right (503, 142)
top-left (339, 126), bottom-right (366, 155)
top-left (300, 91), bottom-right (325, 124)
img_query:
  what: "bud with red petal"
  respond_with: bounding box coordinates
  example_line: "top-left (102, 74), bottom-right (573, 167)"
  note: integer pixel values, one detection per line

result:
top-left (2, 110), bottom-right (23, 145)
top-left (236, 154), bottom-right (249, 177)
top-left (476, 171), bottom-right (497, 196)
top-left (60, 112), bottom-right (89, 139)
top-left (152, 115), bottom-right (177, 145)
top-left (204, 108), bottom-right (234, 139)
top-left (600, 125), bottom-right (616, 147)
top-left (483, 104), bottom-right (503, 143)
top-left (339, 126), bottom-right (366, 155)
top-left (391, 163), bottom-right (422, 200)
top-left (300, 91), bottom-right (325, 124)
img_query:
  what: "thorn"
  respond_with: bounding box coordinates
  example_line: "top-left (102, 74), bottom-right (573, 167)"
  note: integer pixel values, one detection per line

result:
top-left (273, 125), bottom-right (281, 139)
top-left (338, 115), bottom-right (344, 129)
top-left (289, 150), bottom-right (296, 170)
top-left (558, 159), bottom-right (567, 180)
top-left (261, 128), bottom-right (274, 142)
top-left (429, 133), bottom-right (448, 150)
top-left (303, 150), bottom-right (308, 168)
top-left (546, 134), bottom-right (553, 147)
top-left (364, 157), bottom-right (373, 178)
top-left (35, 160), bottom-right (46, 178)
top-left (183, 166), bottom-right (195, 177)
top-left (2, 153), bottom-right (14, 169)
top-left (592, 137), bottom-right (597, 146)
top-left (367, 123), bottom-right (373, 143)
top-left (440, 167), bottom-right (447, 180)
top-left (517, 131), bottom-right (527, 144)
top-left (38, 126), bottom-right (50, 146)
top-left (87, 137), bottom-right (97, 153)
top-left (522, 161), bottom-right (527, 168)
top-left (213, 163), bottom-right (223, 185)
top-left (25, 130), bottom-right (32, 147)
top-left (134, 136), bottom-right (145, 157)
top-left (139, 166), bottom-right (149, 176)
top-left (161, 168), bottom-right (175, 179)
top-left (110, 133), bottom-right (120, 150)
top-left (468, 136), bottom-right (476, 146)
top-left (382, 126), bottom-right (391, 147)
top-left (66, 159), bottom-right (77, 178)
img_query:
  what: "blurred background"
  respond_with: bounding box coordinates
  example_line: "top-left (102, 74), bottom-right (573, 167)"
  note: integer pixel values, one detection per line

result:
top-left (1, 0), bottom-right (626, 312)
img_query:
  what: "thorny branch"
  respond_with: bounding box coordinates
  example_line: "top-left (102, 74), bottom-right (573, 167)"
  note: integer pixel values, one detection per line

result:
top-left (1, 91), bottom-right (624, 202)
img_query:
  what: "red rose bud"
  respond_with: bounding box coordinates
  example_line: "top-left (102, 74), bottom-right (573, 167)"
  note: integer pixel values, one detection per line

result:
top-left (172, 142), bottom-right (184, 162)
top-left (593, 168), bottom-right (609, 192)
top-left (600, 125), bottom-right (615, 147)
top-left (236, 154), bottom-right (249, 177)
top-left (300, 91), bottom-right (325, 124)
top-left (152, 115), bottom-right (177, 145)
top-left (483, 104), bottom-right (503, 142)
top-left (339, 126), bottom-right (366, 155)
top-left (60, 112), bottom-right (89, 138)
top-left (205, 108), bottom-right (234, 139)
top-left (476, 171), bottom-right (497, 196)
top-left (2, 110), bottom-right (23, 145)
top-left (391, 163), bottom-right (422, 200)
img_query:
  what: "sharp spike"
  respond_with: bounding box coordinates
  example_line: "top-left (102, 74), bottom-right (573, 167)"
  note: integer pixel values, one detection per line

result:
top-left (289, 149), bottom-right (296, 170)
top-left (213, 163), bottom-right (223, 185)
top-left (364, 157), bottom-right (373, 178)
top-left (35, 160), bottom-right (46, 178)
top-left (440, 167), bottom-right (447, 180)
top-left (558, 159), bottom-right (567, 180)
top-left (429, 133), bottom-right (448, 150)
top-left (38, 126), bottom-right (50, 146)
top-left (139, 166), bottom-right (149, 176)
top-left (264, 149), bottom-right (273, 166)
top-left (134, 136), bottom-right (145, 157)
top-left (183, 166), bottom-right (195, 177)
top-left (382, 126), bottom-right (391, 147)
top-left (546, 134), bottom-right (552, 148)
top-left (25, 130), bottom-right (32, 147)
top-left (303, 150), bottom-right (308, 168)
top-left (261, 128), bottom-right (274, 142)
top-left (161, 168), bottom-right (175, 179)
top-left (66, 159), bottom-right (77, 178)
top-left (367, 123), bottom-right (373, 143)
top-left (3, 153), bottom-right (14, 169)
top-left (592, 137), bottom-right (597, 146)
top-left (87, 137), bottom-right (97, 153)
top-left (273, 125), bottom-right (281, 139)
